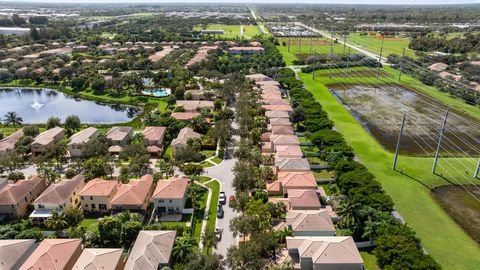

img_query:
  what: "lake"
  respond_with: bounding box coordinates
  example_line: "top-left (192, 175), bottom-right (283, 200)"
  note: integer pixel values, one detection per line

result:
top-left (0, 88), bottom-right (141, 124)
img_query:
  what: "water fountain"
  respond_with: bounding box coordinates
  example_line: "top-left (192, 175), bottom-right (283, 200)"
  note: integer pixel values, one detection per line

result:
top-left (30, 98), bottom-right (44, 110)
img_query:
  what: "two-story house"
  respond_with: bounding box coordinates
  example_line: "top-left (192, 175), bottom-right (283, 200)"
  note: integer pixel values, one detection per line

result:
top-left (68, 127), bottom-right (99, 158)
top-left (151, 176), bottom-right (189, 215)
top-left (0, 176), bottom-right (47, 220)
top-left (142, 126), bottom-right (166, 157)
top-left (79, 179), bottom-right (119, 212)
top-left (30, 127), bottom-right (64, 156)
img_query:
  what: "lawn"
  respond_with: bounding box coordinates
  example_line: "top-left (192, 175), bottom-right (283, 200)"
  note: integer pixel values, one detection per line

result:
top-left (346, 32), bottom-right (417, 59)
top-left (204, 180), bottom-right (220, 254)
top-left (298, 70), bottom-right (480, 269)
top-left (198, 176), bottom-right (212, 183)
top-left (80, 218), bottom-right (99, 232)
top-left (360, 250), bottom-right (379, 270)
top-left (202, 150), bottom-right (216, 159)
top-left (193, 188), bottom-right (209, 241)
top-left (312, 170), bottom-right (335, 179)
top-left (194, 24), bottom-right (261, 39)
top-left (211, 157), bottom-right (223, 164)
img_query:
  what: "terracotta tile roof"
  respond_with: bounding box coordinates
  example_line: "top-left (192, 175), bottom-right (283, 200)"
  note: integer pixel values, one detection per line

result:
top-left (275, 145), bottom-right (304, 159)
top-left (187, 46), bottom-right (218, 66)
top-left (271, 135), bottom-right (300, 146)
top-left (286, 236), bottom-right (363, 265)
top-left (270, 118), bottom-right (292, 126)
top-left (68, 127), bottom-right (98, 146)
top-left (143, 126), bottom-right (166, 142)
top-left (277, 171), bottom-right (316, 189)
top-left (261, 93), bottom-right (283, 100)
top-left (124, 230), bottom-right (176, 270)
top-left (276, 158), bottom-right (311, 171)
top-left (20, 239), bottom-right (82, 270)
top-left (33, 175), bottom-right (85, 205)
top-left (262, 104), bottom-right (293, 112)
top-left (79, 179), bottom-right (118, 197)
top-left (261, 132), bottom-right (272, 142)
top-left (73, 248), bottom-right (123, 270)
top-left (171, 127), bottom-right (202, 147)
top-left (230, 47), bottom-right (265, 52)
top-left (175, 100), bottom-right (214, 112)
top-left (265, 111), bottom-right (290, 119)
top-left (257, 80), bottom-right (280, 87)
top-left (0, 239), bottom-right (36, 270)
top-left (111, 175), bottom-right (153, 206)
top-left (271, 126), bottom-right (294, 135)
top-left (148, 46), bottom-right (174, 62)
top-left (428, 62), bottom-right (448, 72)
top-left (108, 145), bottom-right (123, 153)
top-left (246, 73), bottom-right (272, 82)
top-left (0, 129), bottom-right (24, 152)
top-left (106, 126), bottom-right (133, 141)
top-left (286, 210), bottom-right (335, 233)
top-left (266, 181), bottom-right (282, 193)
top-left (32, 127), bottom-right (64, 146)
top-left (288, 189), bottom-right (321, 210)
top-left (170, 112), bottom-right (201, 120)
top-left (147, 145), bottom-right (162, 153)
top-left (261, 99), bottom-right (290, 105)
top-left (439, 71), bottom-right (462, 81)
top-left (0, 176), bottom-right (45, 205)
top-left (152, 176), bottom-right (189, 199)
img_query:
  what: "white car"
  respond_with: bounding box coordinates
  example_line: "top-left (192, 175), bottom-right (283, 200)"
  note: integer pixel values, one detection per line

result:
top-left (219, 192), bottom-right (226, 205)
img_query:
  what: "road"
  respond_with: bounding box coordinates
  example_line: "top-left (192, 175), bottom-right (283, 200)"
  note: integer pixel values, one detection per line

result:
top-left (204, 117), bottom-right (240, 258)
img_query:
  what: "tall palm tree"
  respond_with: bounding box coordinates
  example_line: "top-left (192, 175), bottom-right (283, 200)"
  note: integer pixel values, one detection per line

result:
top-left (172, 236), bottom-right (196, 263)
top-left (362, 217), bottom-right (381, 244)
top-left (335, 199), bottom-right (363, 229)
top-left (3, 112), bottom-right (23, 129)
top-left (45, 210), bottom-right (68, 233)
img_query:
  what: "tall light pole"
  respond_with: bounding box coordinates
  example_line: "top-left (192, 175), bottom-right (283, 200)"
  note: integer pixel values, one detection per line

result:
top-left (432, 108), bottom-right (450, 174)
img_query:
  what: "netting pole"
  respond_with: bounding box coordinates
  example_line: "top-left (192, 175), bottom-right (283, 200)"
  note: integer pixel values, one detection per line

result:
top-left (376, 38), bottom-right (384, 80)
top-left (432, 108), bottom-right (450, 174)
top-left (398, 47), bottom-right (406, 81)
top-left (393, 113), bottom-right (407, 171)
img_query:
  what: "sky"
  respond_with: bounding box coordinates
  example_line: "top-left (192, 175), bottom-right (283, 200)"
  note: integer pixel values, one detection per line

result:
top-left (2, 0), bottom-right (480, 5)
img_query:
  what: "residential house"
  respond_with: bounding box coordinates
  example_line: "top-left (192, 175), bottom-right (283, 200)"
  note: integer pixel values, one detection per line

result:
top-left (262, 104), bottom-right (294, 113)
top-left (267, 171), bottom-right (317, 196)
top-left (148, 46), bottom-right (175, 62)
top-left (176, 100), bottom-right (215, 112)
top-left (124, 230), bottom-right (176, 270)
top-left (30, 174), bottom-right (85, 221)
top-left (286, 236), bottom-right (363, 270)
top-left (73, 248), bottom-right (124, 270)
top-left (20, 239), bottom-right (82, 270)
top-left (271, 135), bottom-right (301, 147)
top-left (186, 46), bottom-right (218, 67)
top-left (270, 117), bottom-right (292, 127)
top-left (275, 145), bottom-right (304, 159)
top-left (276, 158), bottom-right (311, 173)
top-left (286, 210), bottom-right (335, 236)
top-left (0, 239), bottom-right (37, 270)
top-left (246, 73), bottom-right (273, 82)
top-left (152, 176), bottom-right (189, 215)
top-left (229, 47), bottom-right (265, 54)
top-left (171, 112), bottom-right (201, 121)
top-left (111, 174), bottom-right (154, 211)
top-left (0, 129), bottom-right (23, 153)
top-left (68, 127), bottom-right (99, 158)
top-left (106, 126), bottom-right (133, 147)
top-left (79, 179), bottom-right (119, 212)
top-left (439, 71), bottom-right (462, 82)
top-left (266, 110), bottom-right (290, 119)
top-left (288, 189), bottom-right (321, 210)
top-left (31, 127), bottom-right (64, 155)
top-left (427, 62), bottom-right (448, 72)
top-left (142, 126), bottom-right (166, 156)
top-left (0, 176), bottom-right (47, 219)
top-left (171, 127), bottom-right (202, 156)
top-left (272, 126), bottom-right (295, 135)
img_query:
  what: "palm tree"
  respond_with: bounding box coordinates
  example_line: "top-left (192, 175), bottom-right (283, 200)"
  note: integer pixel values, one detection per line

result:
top-left (172, 236), bottom-right (196, 263)
top-left (3, 112), bottom-right (23, 129)
top-left (45, 210), bottom-right (68, 233)
top-left (362, 217), bottom-right (381, 244)
top-left (188, 183), bottom-right (203, 211)
top-left (335, 199), bottom-right (363, 229)
top-left (201, 229), bottom-right (219, 255)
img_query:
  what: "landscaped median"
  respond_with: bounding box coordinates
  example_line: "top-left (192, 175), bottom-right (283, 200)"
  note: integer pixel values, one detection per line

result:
top-left (297, 71), bottom-right (480, 269)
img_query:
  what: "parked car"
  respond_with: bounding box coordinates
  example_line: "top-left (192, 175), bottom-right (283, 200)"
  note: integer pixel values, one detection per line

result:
top-left (215, 227), bottom-right (223, 240)
top-left (219, 192), bottom-right (226, 205)
top-left (229, 194), bottom-right (235, 203)
top-left (217, 205), bottom-right (224, 218)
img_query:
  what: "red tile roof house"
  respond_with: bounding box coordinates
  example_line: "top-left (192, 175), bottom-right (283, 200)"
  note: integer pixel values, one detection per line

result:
top-left (124, 230), bottom-right (176, 270)
top-left (288, 189), bottom-right (322, 210)
top-left (79, 179), bottom-right (119, 213)
top-left (0, 176), bottom-right (47, 220)
top-left (73, 248), bottom-right (124, 270)
top-left (68, 127), bottom-right (99, 158)
top-left (106, 126), bottom-right (134, 147)
top-left (175, 100), bottom-right (215, 112)
top-left (261, 92), bottom-right (283, 100)
top-left (152, 176), bottom-right (189, 216)
top-left (246, 73), bottom-right (273, 82)
top-left (170, 112), bottom-right (201, 121)
top-left (269, 117), bottom-right (292, 127)
top-left (272, 125), bottom-right (295, 135)
top-left (262, 99), bottom-right (291, 106)
top-left (19, 239), bottom-right (82, 270)
top-left (427, 62), bottom-right (448, 72)
top-left (171, 127), bottom-right (202, 157)
top-left (284, 210), bottom-right (335, 236)
top-left (271, 134), bottom-right (301, 147)
top-left (267, 171), bottom-right (317, 196)
top-left (229, 46), bottom-right (265, 55)
top-left (0, 129), bottom-right (24, 153)
top-left (0, 239), bottom-right (37, 270)
top-left (30, 174), bottom-right (85, 222)
top-left (275, 145), bottom-right (304, 160)
top-left (30, 127), bottom-right (65, 156)
top-left (286, 236), bottom-right (363, 270)
top-left (143, 126), bottom-right (167, 156)
top-left (111, 174), bottom-right (154, 212)
top-left (262, 104), bottom-right (294, 113)
top-left (266, 110), bottom-right (290, 119)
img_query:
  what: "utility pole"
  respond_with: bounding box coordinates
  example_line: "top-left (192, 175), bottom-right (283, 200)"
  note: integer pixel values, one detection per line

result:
top-left (309, 37), bottom-right (312, 53)
top-left (298, 37), bottom-right (301, 52)
top-left (329, 32), bottom-right (334, 79)
top-left (393, 113), bottom-right (407, 171)
top-left (432, 108), bottom-right (450, 174)
top-left (376, 38), bottom-right (384, 80)
top-left (312, 50), bottom-right (317, 80)
top-left (474, 159), bottom-right (480, 178)
top-left (345, 47), bottom-right (351, 78)
top-left (398, 47), bottom-right (406, 81)
top-left (343, 33), bottom-right (347, 53)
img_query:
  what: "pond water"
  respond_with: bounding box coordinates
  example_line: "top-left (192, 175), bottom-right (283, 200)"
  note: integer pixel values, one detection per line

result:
top-left (0, 88), bottom-right (141, 124)
top-left (330, 84), bottom-right (480, 155)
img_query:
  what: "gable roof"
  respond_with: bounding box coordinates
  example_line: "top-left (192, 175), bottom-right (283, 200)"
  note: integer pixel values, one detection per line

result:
top-left (0, 176), bottom-right (45, 205)
top-left (270, 118), bottom-right (292, 126)
top-left (276, 158), bottom-right (310, 171)
top-left (275, 145), bottom-right (304, 159)
top-left (124, 230), bottom-right (176, 270)
top-left (106, 126), bottom-right (133, 141)
top-left (32, 127), bottom-right (64, 146)
top-left (79, 179), bottom-right (118, 197)
top-left (246, 73), bottom-right (272, 82)
top-left (277, 171), bottom-right (316, 189)
top-left (428, 62), bottom-right (448, 72)
top-left (262, 104), bottom-right (293, 112)
top-left (286, 236), bottom-right (363, 265)
top-left (286, 210), bottom-right (335, 233)
top-left (271, 126), bottom-right (294, 135)
top-left (271, 135), bottom-right (300, 146)
top-left (152, 176), bottom-right (189, 199)
top-left (72, 248), bottom-right (123, 270)
top-left (265, 110), bottom-right (290, 119)
top-left (175, 100), bottom-right (214, 112)
top-left (0, 239), bottom-right (36, 270)
top-left (33, 175), bottom-right (85, 205)
top-left (68, 127), bottom-right (98, 146)
top-left (143, 127), bottom-right (166, 142)
top-left (171, 127), bottom-right (201, 147)
top-left (0, 129), bottom-right (24, 152)
top-left (170, 112), bottom-right (201, 121)
top-left (288, 189), bottom-right (321, 209)
top-left (111, 175), bottom-right (153, 206)
top-left (20, 239), bottom-right (82, 270)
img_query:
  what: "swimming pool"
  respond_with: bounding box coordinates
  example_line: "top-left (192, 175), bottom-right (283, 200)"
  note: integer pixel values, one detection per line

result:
top-left (142, 88), bottom-right (171, 97)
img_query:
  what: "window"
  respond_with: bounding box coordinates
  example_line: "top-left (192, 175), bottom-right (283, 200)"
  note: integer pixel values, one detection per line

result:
top-left (38, 205), bottom-right (44, 209)
top-left (159, 199), bottom-right (164, 203)
top-left (99, 204), bottom-right (107, 210)
top-left (90, 196), bottom-right (93, 200)
top-left (91, 204), bottom-right (96, 209)
top-left (169, 200), bottom-right (172, 203)
top-left (11, 205), bottom-right (14, 209)
top-left (81, 196), bottom-right (84, 200)
top-left (24, 198), bottom-right (27, 202)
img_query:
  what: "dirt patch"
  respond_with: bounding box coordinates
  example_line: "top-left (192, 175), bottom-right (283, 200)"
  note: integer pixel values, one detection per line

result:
top-left (432, 185), bottom-right (480, 245)
top-left (281, 38), bottom-right (330, 46)
top-left (295, 53), bottom-right (347, 61)
top-left (329, 83), bottom-right (480, 155)
top-left (317, 70), bottom-right (392, 78)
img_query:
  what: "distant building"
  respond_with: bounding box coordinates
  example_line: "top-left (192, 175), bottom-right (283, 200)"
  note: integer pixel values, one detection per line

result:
top-left (68, 127), bottom-right (99, 158)
top-left (0, 129), bottom-right (24, 153)
top-left (229, 47), bottom-right (265, 55)
top-left (200, 29), bottom-right (225, 35)
top-left (31, 127), bottom-right (65, 156)
top-left (0, 27), bottom-right (30, 36)
top-left (428, 62), bottom-right (448, 72)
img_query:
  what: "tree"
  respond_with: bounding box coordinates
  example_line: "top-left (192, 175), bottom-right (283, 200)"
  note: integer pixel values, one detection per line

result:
top-left (183, 163), bottom-right (204, 176)
top-left (46, 116), bottom-right (61, 129)
top-left (157, 159), bottom-right (174, 178)
top-left (3, 112), bottom-right (23, 129)
top-left (185, 253), bottom-right (224, 270)
top-left (63, 206), bottom-right (84, 227)
top-left (188, 184), bottom-right (204, 213)
top-left (121, 221), bottom-right (142, 248)
top-left (335, 199), bottom-right (364, 230)
top-left (23, 125), bottom-right (40, 137)
top-left (232, 161), bottom-right (259, 192)
top-left (0, 151), bottom-right (23, 173)
top-left (172, 235), bottom-right (196, 263)
top-left (15, 228), bottom-right (44, 242)
top-left (202, 229), bottom-right (220, 255)
top-left (230, 215), bottom-right (260, 242)
top-left (45, 210), bottom-right (68, 234)
top-left (64, 115), bottom-right (81, 134)
top-left (226, 241), bottom-right (265, 270)
top-left (97, 216), bottom-right (122, 247)
top-left (82, 157), bottom-right (113, 180)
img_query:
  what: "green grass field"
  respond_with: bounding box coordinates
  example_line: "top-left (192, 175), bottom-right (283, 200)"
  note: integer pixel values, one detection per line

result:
top-left (298, 70), bottom-right (480, 269)
top-left (346, 33), bottom-right (417, 59)
top-left (194, 24), bottom-right (262, 39)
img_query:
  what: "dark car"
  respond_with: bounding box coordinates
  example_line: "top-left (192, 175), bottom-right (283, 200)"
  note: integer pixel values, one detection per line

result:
top-left (217, 205), bottom-right (224, 219)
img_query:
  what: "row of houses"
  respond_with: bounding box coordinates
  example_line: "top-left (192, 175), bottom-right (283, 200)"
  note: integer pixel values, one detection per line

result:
top-left (0, 230), bottom-right (176, 270)
top-left (428, 61), bottom-right (480, 92)
top-left (247, 74), bottom-right (364, 270)
top-left (185, 44), bottom-right (265, 67)
top-left (0, 174), bottom-right (190, 221)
